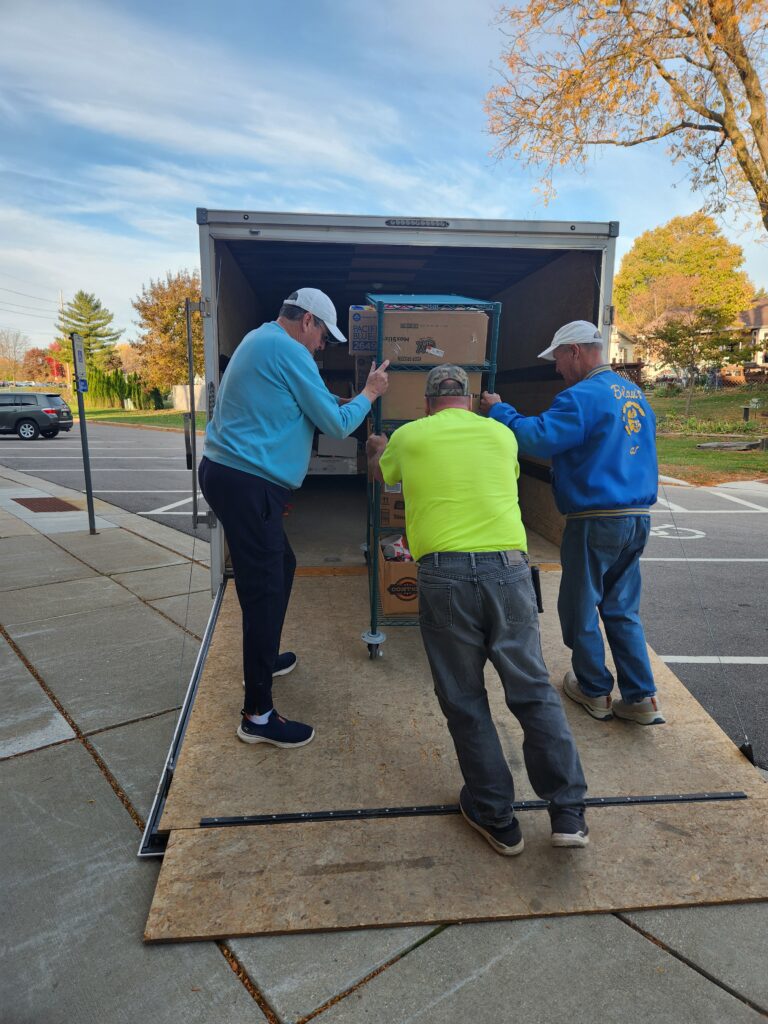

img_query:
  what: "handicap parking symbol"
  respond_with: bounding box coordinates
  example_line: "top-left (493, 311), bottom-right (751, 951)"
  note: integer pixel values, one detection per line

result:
top-left (650, 524), bottom-right (706, 540)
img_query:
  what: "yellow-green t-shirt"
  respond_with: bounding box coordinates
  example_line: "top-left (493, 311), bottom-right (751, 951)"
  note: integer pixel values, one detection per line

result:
top-left (378, 408), bottom-right (527, 561)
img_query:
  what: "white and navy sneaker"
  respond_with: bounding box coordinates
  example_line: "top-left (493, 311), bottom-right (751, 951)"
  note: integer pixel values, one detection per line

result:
top-left (272, 651), bottom-right (298, 676)
top-left (237, 709), bottom-right (314, 748)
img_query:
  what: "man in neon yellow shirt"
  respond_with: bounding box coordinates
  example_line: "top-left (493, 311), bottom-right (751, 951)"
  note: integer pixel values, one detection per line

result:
top-left (367, 365), bottom-right (587, 856)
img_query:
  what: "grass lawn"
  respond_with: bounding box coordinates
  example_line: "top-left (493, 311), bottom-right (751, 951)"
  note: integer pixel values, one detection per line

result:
top-left (80, 408), bottom-right (207, 430)
top-left (649, 386), bottom-right (768, 430)
top-left (657, 434), bottom-right (768, 485)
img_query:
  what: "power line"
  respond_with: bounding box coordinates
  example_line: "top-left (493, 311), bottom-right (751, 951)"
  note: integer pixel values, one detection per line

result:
top-left (0, 286), bottom-right (59, 307)
top-left (0, 305), bottom-right (58, 320)
top-left (0, 299), bottom-right (60, 315)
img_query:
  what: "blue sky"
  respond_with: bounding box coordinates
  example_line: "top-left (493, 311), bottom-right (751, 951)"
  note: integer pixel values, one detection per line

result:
top-left (2, 0), bottom-right (767, 346)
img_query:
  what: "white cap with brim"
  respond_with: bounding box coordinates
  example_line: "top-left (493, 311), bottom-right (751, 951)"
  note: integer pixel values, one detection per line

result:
top-left (282, 287), bottom-right (346, 343)
top-left (537, 320), bottom-right (603, 360)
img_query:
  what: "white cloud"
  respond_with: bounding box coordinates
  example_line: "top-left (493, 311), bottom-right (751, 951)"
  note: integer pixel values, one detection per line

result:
top-left (0, 205), bottom-right (197, 341)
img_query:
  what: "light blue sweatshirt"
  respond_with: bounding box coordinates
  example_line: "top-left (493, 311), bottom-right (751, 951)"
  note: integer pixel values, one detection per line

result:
top-left (203, 321), bottom-right (370, 489)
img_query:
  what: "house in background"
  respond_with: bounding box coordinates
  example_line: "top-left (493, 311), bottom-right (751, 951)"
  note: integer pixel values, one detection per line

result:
top-left (609, 327), bottom-right (639, 364)
top-left (739, 299), bottom-right (768, 368)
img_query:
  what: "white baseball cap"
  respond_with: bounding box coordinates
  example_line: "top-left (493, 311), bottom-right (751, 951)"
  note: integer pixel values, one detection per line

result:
top-left (283, 288), bottom-right (346, 343)
top-left (537, 320), bottom-right (603, 360)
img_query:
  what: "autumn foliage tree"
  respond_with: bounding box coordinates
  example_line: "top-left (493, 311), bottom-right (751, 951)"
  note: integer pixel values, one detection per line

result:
top-left (132, 270), bottom-right (203, 393)
top-left (615, 212), bottom-right (754, 344)
top-left (21, 347), bottom-right (52, 381)
top-left (488, 1), bottom-right (768, 233)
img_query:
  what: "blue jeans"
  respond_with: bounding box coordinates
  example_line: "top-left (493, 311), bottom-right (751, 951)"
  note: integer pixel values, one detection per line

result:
top-left (558, 516), bottom-right (655, 702)
top-left (418, 551), bottom-right (587, 829)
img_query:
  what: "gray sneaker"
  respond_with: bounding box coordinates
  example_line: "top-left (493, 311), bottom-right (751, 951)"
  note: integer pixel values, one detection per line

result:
top-left (613, 695), bottom-right (665, 725)
top-left (562, 671), bottom-right (613, 721)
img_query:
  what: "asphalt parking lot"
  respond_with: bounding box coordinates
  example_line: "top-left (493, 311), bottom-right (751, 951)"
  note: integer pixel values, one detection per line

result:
top-left (1, 424), bottom-right (766, 767)
top-left (0, 422), bottom-right (209, 540)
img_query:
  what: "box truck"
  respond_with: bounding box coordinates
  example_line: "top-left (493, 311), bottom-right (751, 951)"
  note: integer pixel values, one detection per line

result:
top-left (139, 209), bottom-right (619, 855)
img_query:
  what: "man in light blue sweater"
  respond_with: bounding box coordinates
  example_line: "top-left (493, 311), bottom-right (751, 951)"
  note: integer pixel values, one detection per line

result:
top-left (481, 321), bottom-right (664, 727)
top-left (200, 288), bottom-right (389, 748)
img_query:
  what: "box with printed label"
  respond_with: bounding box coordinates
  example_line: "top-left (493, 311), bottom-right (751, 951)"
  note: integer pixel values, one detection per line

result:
top-left (377, 542), bottom-right (419, 616)
top-left (348, 306), bottom-right (488, 365)
top-left (380, 482), bottom-right (406, 529)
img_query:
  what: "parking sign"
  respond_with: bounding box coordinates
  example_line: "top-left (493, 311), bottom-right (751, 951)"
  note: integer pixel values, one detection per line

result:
top-left (71, 333), bottom-right (88, 392)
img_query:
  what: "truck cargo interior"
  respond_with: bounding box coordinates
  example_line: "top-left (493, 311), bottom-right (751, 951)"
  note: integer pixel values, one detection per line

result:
top-left (209, 224), bottom-right (611, 565)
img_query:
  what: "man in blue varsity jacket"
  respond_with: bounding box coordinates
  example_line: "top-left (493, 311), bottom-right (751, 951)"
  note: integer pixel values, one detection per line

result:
top-left (480, 320), bottom-right (664, 726)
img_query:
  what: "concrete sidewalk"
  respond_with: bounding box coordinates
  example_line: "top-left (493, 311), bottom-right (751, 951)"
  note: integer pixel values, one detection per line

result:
top-left (2, 464), bottom-right (767, 1024)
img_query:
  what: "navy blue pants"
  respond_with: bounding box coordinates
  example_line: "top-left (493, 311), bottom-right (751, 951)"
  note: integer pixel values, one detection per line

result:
top-left (199, 457), bottom-right (296, 716)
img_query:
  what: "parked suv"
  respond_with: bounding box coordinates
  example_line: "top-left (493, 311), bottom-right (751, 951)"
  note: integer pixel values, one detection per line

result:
top-left (0, 392), bottom-right (74, 440)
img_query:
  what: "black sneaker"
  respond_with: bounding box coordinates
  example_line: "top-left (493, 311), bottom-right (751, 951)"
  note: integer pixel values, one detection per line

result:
top-left (550, 808), bottom-right (589, 848)
top-left (237, 709), bottom-right (314, 748)
top-left (458, 785), bottom-right (524, 856)
top-left (273, 652), bottom-right (298, 677)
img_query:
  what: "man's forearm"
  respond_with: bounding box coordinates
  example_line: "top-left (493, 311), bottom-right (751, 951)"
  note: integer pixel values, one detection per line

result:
top-left (366, 434), bottom-right (387, 483)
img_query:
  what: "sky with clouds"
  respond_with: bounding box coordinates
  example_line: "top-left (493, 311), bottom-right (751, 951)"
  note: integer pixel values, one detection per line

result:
top-left (2, 0), bottom-right (767, 346)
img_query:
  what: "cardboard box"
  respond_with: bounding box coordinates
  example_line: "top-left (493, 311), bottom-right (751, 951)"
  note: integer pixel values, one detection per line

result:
top-left (378, 370), bottom-right (484, 421)
top-left (317, 434), bottom-right (358, 458)
top-left (307, 454), bottom-right (358, 475)
top-left (380, 482), bottom-right (406, 529)
top-left (348, 307), bottom-right (488, 365)
top-left (377, 542), bottom-right (419, 616)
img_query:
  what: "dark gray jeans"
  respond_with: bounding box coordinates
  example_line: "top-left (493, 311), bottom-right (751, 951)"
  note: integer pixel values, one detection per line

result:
top-left (418, 551), bottom-right (587, 829)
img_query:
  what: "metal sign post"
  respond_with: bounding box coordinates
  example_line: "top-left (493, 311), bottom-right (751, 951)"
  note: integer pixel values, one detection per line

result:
top-left (70, 333), bottom-right (96, 535)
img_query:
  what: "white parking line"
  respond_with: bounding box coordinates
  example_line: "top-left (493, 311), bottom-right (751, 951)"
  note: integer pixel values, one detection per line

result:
top-left (144, 496), bottom-right (200, 514)
top-left (712, 490), bottom-right (768, 511)
top-left (655, 496), bottom-right (689, 513)
top-left (661, 656), bottom-right (768, 664)
top-left (649, 509), bottom-right (768, 514)
top-left (643, 557), bottom-right (768, 562)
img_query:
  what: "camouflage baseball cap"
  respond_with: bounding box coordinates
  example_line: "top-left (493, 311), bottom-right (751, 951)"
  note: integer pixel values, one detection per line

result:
top-left (424, 364), bottom-right (470, 397)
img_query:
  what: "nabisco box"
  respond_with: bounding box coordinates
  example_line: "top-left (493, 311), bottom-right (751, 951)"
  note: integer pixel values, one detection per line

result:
top-left (377, 542), bottom-right (419, 616)
top-left (380, 482), bottom-right (406, 529)
top-left (349, 307), bottom-right (488, 365)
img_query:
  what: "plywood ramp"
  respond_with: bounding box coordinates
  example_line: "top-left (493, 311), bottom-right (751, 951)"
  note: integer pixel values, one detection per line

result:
top-left (146, 565), bottom-right (768, 941)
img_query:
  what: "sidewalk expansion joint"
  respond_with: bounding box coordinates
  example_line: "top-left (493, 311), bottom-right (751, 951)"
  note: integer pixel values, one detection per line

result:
top-left (0, 621), bottom-right (146, 834)
top-left (217, 941), bottom-right (280, 1022)
top-left (39, 530), bottom-right (204, 643)
top-left (84, 705), bottom-right (183, 739)
top-left (296, 925), bottom-right (448, 1023)
top-left (120, 523), bottom-right (210, 569)
top-left (616, 913), bottom-right (768, 1018)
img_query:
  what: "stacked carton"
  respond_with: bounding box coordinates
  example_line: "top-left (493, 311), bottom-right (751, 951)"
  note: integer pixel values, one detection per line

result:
top-left (355, 302), bottom-right (490, 618)
top-left (349, 306), bottom-right (487, 421)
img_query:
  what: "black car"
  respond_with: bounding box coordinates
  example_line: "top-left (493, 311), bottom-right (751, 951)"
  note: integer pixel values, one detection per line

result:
top-left (0, 392), bottom-right (74, 440)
